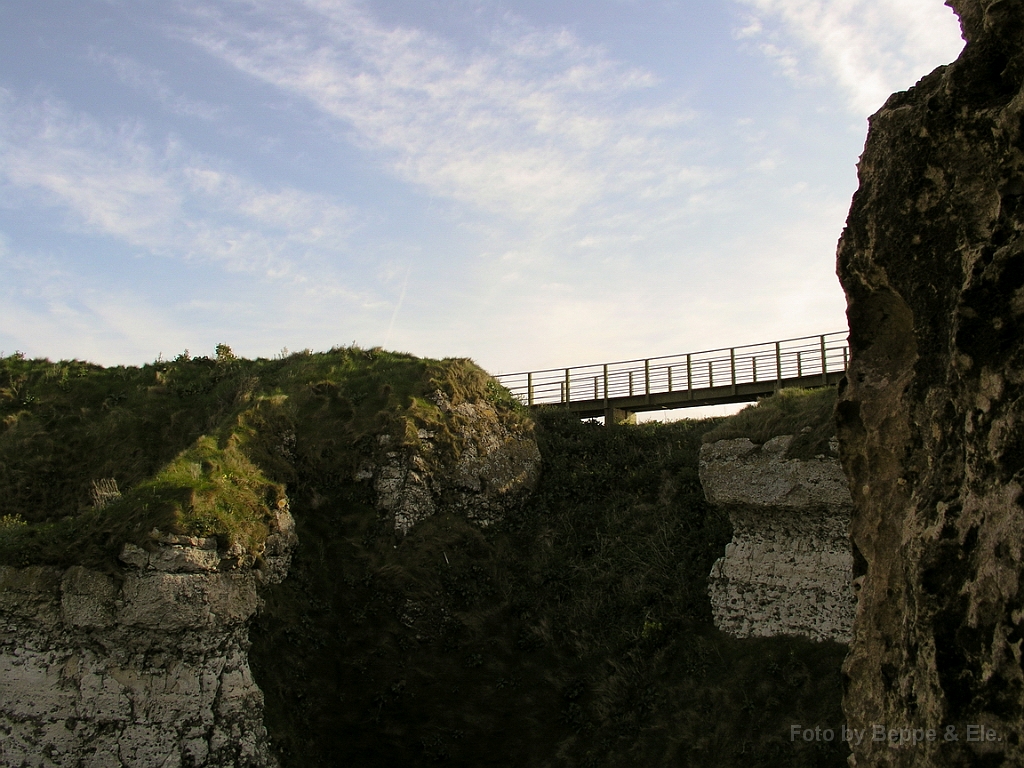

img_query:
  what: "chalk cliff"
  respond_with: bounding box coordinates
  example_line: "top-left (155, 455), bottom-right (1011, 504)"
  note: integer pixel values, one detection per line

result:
top-left (0, 377), bottom-right (540, 767)
top-left (0, 511), bottom-right (295, 768)
top-left (836, 0), bottom-right (1024, 764)
top-left (701, 435), bottom-right (854, 644)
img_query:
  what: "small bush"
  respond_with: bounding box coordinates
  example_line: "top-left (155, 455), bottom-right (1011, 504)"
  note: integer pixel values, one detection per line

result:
top-left (0, 513), bottom-right (27, 531)
top-left (702, 387), bottom-right (837, 459)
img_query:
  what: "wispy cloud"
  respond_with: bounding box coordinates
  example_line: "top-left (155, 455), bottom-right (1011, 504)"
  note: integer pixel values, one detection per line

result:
top-left (0, 90), bottom-right (358, 281)
top-left (89, 50), bottom-right (227, 121)
top-left (184, 0), bottom-right (708, 223)
top-left (0, 2), bottom-right (864, 369)
top-left (733, 0), bottom-right (965, 114)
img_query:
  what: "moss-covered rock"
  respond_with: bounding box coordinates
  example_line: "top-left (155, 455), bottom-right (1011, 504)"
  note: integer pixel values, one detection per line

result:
top-left (0, 347), bottom-right (531, 569)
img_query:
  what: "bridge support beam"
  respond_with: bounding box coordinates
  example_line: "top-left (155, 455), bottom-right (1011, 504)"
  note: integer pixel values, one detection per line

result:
top-left (605, 407), bottom-right (636, 426)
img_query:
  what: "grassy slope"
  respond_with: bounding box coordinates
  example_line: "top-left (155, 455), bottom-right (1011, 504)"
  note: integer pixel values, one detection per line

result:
top-left (0, 347), bottom-right (520, 569)
top-left (702, 387), bottom-right (838, 459)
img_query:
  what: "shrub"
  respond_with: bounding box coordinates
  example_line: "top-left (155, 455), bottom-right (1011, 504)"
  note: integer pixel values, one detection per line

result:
top-left (702, 386), bottom-right (837, 459)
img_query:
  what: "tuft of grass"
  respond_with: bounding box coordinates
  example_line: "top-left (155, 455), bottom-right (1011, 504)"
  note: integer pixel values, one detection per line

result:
top-left (129, 434), bottom-right (285, 557)
top-left (702, 387), bottom-right (837, 459)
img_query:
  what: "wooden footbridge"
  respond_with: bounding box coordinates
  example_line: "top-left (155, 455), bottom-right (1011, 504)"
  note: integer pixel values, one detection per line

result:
top-left (493, 331), bottom-right (849, 423)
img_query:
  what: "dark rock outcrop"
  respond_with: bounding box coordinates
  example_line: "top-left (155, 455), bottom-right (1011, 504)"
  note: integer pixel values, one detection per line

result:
top-left (367, 391), bottom-right (541, 534)
top-left (836, 1), bottom-right (1024, 764)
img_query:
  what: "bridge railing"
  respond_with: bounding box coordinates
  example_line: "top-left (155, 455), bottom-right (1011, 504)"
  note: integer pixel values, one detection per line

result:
top-left (494, 331), bottom-right (849, 407)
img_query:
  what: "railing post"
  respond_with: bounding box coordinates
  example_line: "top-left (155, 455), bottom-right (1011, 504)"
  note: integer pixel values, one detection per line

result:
top-left (603, 364), bottom-right (609, 404)
top-left (775, 342), bottom-right (782, 391)
top-left (644, 360), bottom-right (650, 401)
top-left (564, 368), bottom-right (570, 404)
top-left (527, 372), bottom-right (534, 406)
top-left (687, 354), bottom-right (693, 399)
top-left (797, 350), bottom-right (803, 378)
top-left (629, 370), bottom-right (634, 397)
top-left (752, 356), bottom-right (757, 383)
top-left (730, 347), bottom-right (736, 395)
top-left (593, 376), bottom-right (598, 400)
top-left (820, 335), bottom-right (828, 385)
top-left (667, 366), bottom-right (673, 392)
top-left (843, 347), bottom-right (849, 369)
top-left (708, 361), bottom-right (714, 388)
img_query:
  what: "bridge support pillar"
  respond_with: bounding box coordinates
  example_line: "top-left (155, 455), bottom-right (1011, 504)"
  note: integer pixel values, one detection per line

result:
top-left (605, 407), bottom-right (636, 426)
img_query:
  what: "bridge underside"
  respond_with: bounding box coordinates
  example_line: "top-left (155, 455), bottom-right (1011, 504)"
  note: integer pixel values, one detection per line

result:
top-left (549, 371), bottom-right (845, 422)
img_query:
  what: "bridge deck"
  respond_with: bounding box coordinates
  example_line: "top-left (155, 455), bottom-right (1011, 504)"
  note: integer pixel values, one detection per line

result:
top-left (494, 332), bottom-right (848, 420)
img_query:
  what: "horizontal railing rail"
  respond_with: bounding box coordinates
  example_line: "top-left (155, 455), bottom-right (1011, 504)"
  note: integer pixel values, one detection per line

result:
top-left (494, 331), bottom-right (849, 409)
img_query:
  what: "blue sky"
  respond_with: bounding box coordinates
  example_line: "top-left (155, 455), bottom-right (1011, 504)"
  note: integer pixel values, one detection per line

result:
top-left (0, 0), bottom-right (963, 376)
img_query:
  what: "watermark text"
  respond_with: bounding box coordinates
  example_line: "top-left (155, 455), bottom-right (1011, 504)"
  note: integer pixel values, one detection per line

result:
top-left (790, 723), bottom-right (1002, 747)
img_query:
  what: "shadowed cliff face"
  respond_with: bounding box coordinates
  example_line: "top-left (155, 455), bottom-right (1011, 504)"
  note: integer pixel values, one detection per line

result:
top-left (836, 1), bottom-right (1024, 765)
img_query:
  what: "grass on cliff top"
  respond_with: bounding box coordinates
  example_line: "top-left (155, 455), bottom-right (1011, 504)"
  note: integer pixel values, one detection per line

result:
top-left (702, 386), bottom-right (837, 460)
top-left (0, 345), bottom-right (526, 569)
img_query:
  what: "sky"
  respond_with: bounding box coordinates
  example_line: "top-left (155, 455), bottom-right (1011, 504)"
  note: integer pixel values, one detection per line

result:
top-left (0, 0), bottom-right (965, 378)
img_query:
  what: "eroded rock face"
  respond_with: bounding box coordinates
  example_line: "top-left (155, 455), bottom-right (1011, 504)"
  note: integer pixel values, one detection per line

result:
top-left (700, 436), bottom-right (854, 644)
top-left (0, 510), bottom-right (296, 767)
top-left (836, 1), bottom-right (1024, 764)
top-left (368, 392), bottom-right (541, 534)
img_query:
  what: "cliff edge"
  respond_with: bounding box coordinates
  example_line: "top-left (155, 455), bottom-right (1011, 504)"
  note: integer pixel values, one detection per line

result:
top-left (701, 434), bottom-right (854, 644)
top-left (0, 349), bottom-right (540, 767)
top-left (0, 515), bottom-right (295, 768)
top-left (836, 1), bottom-right (1024, 765)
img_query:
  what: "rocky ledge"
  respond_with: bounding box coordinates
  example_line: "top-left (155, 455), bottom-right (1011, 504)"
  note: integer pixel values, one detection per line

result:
top-left (364, 390), bottom-right (541, 534)
top-left (700, 435), bottom-right (854, 644)
top-left (0, 509), bottom-right (296, 768)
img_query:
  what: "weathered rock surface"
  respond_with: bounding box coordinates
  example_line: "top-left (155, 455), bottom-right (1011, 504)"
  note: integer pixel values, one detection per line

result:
top-left (0, 509), bottom-right (296, 768)
top-left (368, 391), bottom-right (541, 533)
top-left (835, 1), bottom-right (1024, 764)
top-left (701, 436), bottom-right (854, 644)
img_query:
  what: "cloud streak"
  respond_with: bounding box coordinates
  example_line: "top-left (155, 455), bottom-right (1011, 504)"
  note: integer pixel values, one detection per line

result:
top-left (734, 0), bottom-right (965, 114)
top-left (185, 0), bottom-right (710, 223)
top-left (0, 91), bottom-right (358, 282)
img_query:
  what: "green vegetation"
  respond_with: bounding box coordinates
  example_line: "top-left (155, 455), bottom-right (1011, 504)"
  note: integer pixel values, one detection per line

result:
top-left (0, 349), bottom-right (847, 766)
top-left (702, 387), bottom-right (837, 459)
top-left (0, 346), bottom-right (522, 568)
top-left (250, 407), bottom-right (847, 768)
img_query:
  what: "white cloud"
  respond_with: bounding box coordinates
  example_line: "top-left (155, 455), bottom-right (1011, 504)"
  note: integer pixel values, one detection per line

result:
top-left (0, 92), bottom-right (358, 281)
top-left (184, 0), bottom-right (706, 223)
top-left (733, 0), bottom-right (965, 114)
